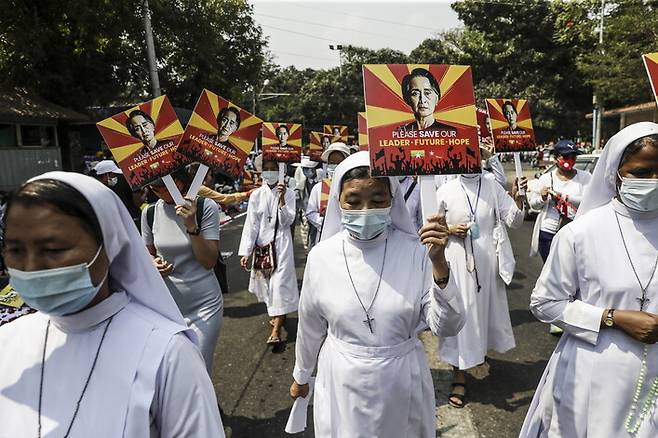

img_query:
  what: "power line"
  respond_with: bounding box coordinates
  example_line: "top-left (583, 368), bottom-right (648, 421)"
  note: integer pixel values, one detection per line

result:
top-left (255, 12), bottom-right (419, 44)
top-left (289, 1), bottom-right (439, 32)
top-left (260, 23), bottom-right (347, 44)
top-left (274, 49), bottom-right (337, 62)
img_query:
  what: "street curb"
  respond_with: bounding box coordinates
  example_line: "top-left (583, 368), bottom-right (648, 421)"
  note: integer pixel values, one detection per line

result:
top-left (420, 332), bottom-right (479, 438)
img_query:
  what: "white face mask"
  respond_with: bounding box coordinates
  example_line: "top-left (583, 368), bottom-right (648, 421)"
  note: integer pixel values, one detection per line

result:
top-left (618, 173), bottom-right (658, 212)
top-left (340, 207), bottom-right (392, 240)
top-left (262, 170), bottom-right (279, 186)
top-left (108, 176), bottom-right (118, 187)
top-left (326, 164), bottom-right (338, 178)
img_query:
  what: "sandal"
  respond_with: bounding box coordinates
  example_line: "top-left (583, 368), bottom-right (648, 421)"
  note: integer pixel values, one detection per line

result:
top-left (266, 335), bottom-right (281, 345)
top-left (448, 382), bottom-right (466, 408)
top-left (269, 319), bottom-right (275, 327)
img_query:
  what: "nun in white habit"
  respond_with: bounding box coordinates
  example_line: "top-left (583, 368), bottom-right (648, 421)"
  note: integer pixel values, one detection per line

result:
top-left (238, 155), bottom-right (299, 345)
top-left (290, 151), bottom-right (465, 438)
top-left (520, 122), bottom-right (658, 437)
top-left (0, 172), bottom-right (224, 437)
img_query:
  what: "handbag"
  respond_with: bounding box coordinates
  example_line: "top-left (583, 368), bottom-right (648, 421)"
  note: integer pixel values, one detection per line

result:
top-left (492, 185), bottom-right (516, 285)
top-left (251, 203), bottom-right (279, 275)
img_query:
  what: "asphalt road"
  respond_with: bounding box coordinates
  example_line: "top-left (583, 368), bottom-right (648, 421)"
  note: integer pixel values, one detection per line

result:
top-left (212, 167), bottom-right (559, 437)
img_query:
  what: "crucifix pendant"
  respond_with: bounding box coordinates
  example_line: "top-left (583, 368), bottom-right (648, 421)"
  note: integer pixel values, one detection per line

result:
top-left (363, 315), bottom-right (375, 334)
top-left (637, 295), bottom-right (650, 311)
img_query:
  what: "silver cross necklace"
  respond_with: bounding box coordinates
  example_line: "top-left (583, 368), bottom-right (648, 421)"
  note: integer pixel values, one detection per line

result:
top-left (342, 237), bottom-right (388, 334)
top-left (615, 212), bottom-right (658, 311)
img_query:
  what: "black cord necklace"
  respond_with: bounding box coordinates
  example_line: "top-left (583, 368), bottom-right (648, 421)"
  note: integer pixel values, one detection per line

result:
top-left (342, 237), bottom-right (388, 334)
top-left (614, 212), bottom-right (658, 311)
top-left (38, 315), bottom-right (114, 438)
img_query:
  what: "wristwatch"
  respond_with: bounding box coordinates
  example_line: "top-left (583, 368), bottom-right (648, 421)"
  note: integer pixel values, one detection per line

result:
top-left (604, 309), bottom-right (615, 328)
top-left (187, 227), bottom-right (201, 236)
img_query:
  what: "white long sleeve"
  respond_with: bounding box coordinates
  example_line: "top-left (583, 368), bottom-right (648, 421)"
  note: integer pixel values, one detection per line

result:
top-left (488, 154), bottom-right (508, 187)
top-left (278, 188), bottom-right (297, 227)
top-left (420, 257), bottom-right (465, 337)
top-left (305, 183), bottom-right (323, 229)
top-left (493, 179), bottom-right (525, 229)
top-left (292, 252), bottom-right (327, 385)
top-left (237, 193), bottom-right (259, 257)
top-left (529, 227), bottom-right (604, 345)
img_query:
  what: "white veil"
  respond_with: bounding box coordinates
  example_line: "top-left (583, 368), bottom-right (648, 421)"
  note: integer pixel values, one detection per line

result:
top-left (29, 172), bottom-right (196, 344)
top-left (319, 151), bottom-right (417, 241)
top-left (576, 122), bottom-right (658, 218)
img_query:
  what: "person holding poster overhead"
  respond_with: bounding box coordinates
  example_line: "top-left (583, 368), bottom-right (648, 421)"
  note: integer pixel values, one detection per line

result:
top-left (520, 123), bottom-right (658, 438)
top-left (290, 151), bottom-right (464, 437)
top-left (306, 142), bottom-right (351, 247)
top-left (437, 169), bottom-right (527, 408)
top-left (0, 172), bottom-right (224, 437)
top-left (142, 168), bottom-right (223, 372)
top-left (239, 155), bottom-right (299, 346)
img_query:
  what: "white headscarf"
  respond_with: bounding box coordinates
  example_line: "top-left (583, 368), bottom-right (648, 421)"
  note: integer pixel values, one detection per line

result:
top-left (320, 151), bottom-right (417, 241)
top-left (576, 122), bottom-right (658, 218)
top-left (28, 171), bottom-right (196, 344)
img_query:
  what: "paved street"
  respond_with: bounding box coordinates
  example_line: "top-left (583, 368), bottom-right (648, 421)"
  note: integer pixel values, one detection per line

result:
top-left (211, 166), bottom-right (560, 437)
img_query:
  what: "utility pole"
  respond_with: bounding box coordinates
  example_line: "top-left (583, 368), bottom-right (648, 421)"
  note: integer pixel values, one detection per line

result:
top-left (329, 45), bottom-right (343, 75)
top-left (593, 0), bottom-right (605, 149)
top-left (142, 0), bottom-right (161, 98)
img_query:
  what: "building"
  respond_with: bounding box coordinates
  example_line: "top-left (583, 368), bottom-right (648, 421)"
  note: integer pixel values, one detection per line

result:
top-left (586, 101), bottom-right (658, 145)
top-left (0, 88), bottom-right (88, 191)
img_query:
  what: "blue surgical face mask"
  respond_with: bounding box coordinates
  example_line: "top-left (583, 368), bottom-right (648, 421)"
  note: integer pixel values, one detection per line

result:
top-left (340, 207), bottom-right (392, 240)
top-left (8, 245), bottom-right (108, 316)
top-left (302, 168), bottom-right (316, 179)
top-left (618, 173), bottom-right (658, 212)
top-left (262, 170), bottom-right (279, 186)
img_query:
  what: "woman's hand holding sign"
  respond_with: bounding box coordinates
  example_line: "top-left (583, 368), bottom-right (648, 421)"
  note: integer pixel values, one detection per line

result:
top-left (420, 202), bottom-right (451, 287)
top-left (175, 198), bottom-right (198, 233)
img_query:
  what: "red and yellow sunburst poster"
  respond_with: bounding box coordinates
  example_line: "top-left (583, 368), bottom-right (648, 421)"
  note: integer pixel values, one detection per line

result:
top-left (177, 89), bottom-right (263, 179)
top-left (323, 124), bottom-right (348, 142)
top-left (308, 131), bottom-right (331, 162)
top-left (262, 122), bottom-right (302, 163)
top-left (643, 53), bottom-right (658, 106)
top-left (486, 98), bottom-right (536, 153)
top-left (357, 112), bottom-right (368, 151)
top-left (363, 64), bottom-right (480, 176)
top-left (96, 96), bottom-right (184, 190)
top-left (476, 108), bottom-right (491, 145)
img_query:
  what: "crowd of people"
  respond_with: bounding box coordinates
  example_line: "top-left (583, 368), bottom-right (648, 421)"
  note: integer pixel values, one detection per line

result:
top-left (0, 122), bottom-right (657, 438)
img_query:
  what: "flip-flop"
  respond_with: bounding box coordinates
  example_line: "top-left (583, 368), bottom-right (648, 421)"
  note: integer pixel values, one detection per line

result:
top-left (269, 319), bottom-right (275, 327)
top-left (266, 335), bottom-right (281, 345)
top-left (448, 382), bottom-right (466, 408)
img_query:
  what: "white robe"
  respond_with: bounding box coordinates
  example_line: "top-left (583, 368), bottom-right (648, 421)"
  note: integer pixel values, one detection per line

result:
top-left (238, 183), bottom-right (299, 316)
top-left (437, 174), bottom-right (524, 369)
top-left (293, 227), bottom-right (465, 438)
top-left (399, 177), bottom-right (423, 232)
top-left (0, 292), bottom-right (224, 437)
top-left (520, 200), bottom-right (658, 438)
top-left (305, 181), bottom-right (323, 232)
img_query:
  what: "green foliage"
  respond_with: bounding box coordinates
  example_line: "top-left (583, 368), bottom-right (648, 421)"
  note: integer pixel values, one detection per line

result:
top-left (0, 0), bottom-right (266, 110)
top-left (258, 46), bottom-right (408, 139)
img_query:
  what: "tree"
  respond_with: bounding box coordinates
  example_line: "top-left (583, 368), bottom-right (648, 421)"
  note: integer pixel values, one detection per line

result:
top-left (0, 0), bottom-right (267, 110)
top-left (259, 46), bottom-right (407, 139)
top-left (556, 0), bottom-right (658, 108)
top-left (445, 0), bottom-right (594, 139)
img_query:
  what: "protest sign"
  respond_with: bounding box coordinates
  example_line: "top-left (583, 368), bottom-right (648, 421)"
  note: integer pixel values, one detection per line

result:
top-left (96, 95), bottom-right (184, 190)
top-left (262, 122), bottom-right (302, 163)
top-left (643, 53), bottom-right (658, 106)
top-left (323, 124), bottom-right (348, 142)
top-left (476, 107), bottom-right (491, 145)
top-left (308, 131), bottom-right (330, 162)
top-left (177, 89), bottom-right (263, 180)
top-left (357, 112), bottom-right (368, 151)
top-left (363, 64), bottom-right (480, 176)
top-left (485, 98), bottom-right (536, 153)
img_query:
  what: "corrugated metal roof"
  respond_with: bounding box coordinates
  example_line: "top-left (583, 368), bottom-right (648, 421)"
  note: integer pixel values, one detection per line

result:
top-left (0, 88), bottom-right (89, 123)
